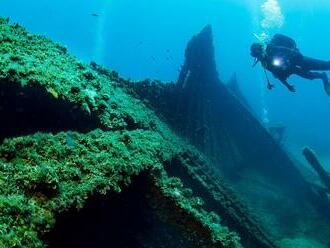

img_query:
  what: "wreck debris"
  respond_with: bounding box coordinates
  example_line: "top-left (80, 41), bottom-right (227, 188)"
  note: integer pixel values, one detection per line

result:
top-left (303, 147), bottom-right (330, 194)
top-left (226, 73), bottom-right (252, 112)
top-left (268, 123), bottom-right (287, 145)
top-left (164, 152), bottom-right (277, 248)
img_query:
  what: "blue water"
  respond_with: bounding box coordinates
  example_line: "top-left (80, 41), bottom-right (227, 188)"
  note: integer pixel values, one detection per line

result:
top-left (1, 0), bottom-right (330, 161)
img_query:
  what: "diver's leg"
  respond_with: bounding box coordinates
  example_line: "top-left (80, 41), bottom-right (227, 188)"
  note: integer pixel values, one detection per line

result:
top-left (295, 70), bottom-right (326, 80)
top-left (295, 69), bottom-right (330, 96)
top-left (323, 75), bottom-right (330, 96)
top-left (300, 56), bottom-right (330, 71)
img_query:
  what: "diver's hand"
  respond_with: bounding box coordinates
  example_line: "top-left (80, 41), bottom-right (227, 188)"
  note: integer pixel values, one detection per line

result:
top-left (267, 83), bottom-right (274, 90)
top-left (287, 84), bottom-right (296, 93)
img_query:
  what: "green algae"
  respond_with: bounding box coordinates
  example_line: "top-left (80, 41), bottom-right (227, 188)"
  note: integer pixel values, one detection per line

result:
top-left (0, 130), bottom-right (241, 247)
top-left (0, 17), bottom-right (243, 247)
top-left (154, 172), bottom-right (242, 247)
top-left (0, 17), bottom-right (163, 133)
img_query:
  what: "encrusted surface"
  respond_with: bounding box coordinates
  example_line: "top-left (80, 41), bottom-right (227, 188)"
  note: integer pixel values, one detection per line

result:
top-left (0, 18), bottom-right (244, 247)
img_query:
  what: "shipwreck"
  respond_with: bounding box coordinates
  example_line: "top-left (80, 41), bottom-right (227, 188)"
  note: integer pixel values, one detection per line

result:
top-left (0, 18), bottom-right (329, 248)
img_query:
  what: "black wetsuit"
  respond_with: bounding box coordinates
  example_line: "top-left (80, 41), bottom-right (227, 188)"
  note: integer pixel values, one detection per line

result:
top-left (263, 34), bottom-right (330, 90)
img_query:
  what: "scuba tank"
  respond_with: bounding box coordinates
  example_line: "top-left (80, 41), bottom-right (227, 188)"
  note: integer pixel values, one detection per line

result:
top-left (269, 34), bottom-right (297, 50)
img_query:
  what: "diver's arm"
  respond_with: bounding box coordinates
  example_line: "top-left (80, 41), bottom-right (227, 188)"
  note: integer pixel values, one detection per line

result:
top-left (267, 81), bottom-right (274, 90)
top-left (262, 67), bottom-right (275, 90)
top-left (267, 45), bottom-right (300, 57)
top-left (279, 78), bottom-right (296, 92)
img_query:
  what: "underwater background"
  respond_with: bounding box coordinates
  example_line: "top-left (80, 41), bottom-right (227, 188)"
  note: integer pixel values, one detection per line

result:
top-left (1, 0), bottom-right (330, 166)
top-left (0, 1), bottom-right (330, 247)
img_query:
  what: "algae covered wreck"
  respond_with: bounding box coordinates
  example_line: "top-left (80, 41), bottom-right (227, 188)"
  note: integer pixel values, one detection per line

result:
top-left (0, 16), bottom-right (329, 248)
top-left (0, 17), bottom-right (259, 248)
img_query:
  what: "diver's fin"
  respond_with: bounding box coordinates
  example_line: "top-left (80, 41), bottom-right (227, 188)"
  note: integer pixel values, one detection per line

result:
top-left (323, 82), bottom-right (330, 96)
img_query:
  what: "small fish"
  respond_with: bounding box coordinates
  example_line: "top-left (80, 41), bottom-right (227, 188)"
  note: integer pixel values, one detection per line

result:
top-left (91, 13), bottom-right (100, 17)
top-left (166, 56), bottom-right (173, 61)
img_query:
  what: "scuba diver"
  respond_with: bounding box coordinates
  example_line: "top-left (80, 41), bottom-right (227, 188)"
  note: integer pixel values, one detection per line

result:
top-left (250, 34), bottom-right (330, 95)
